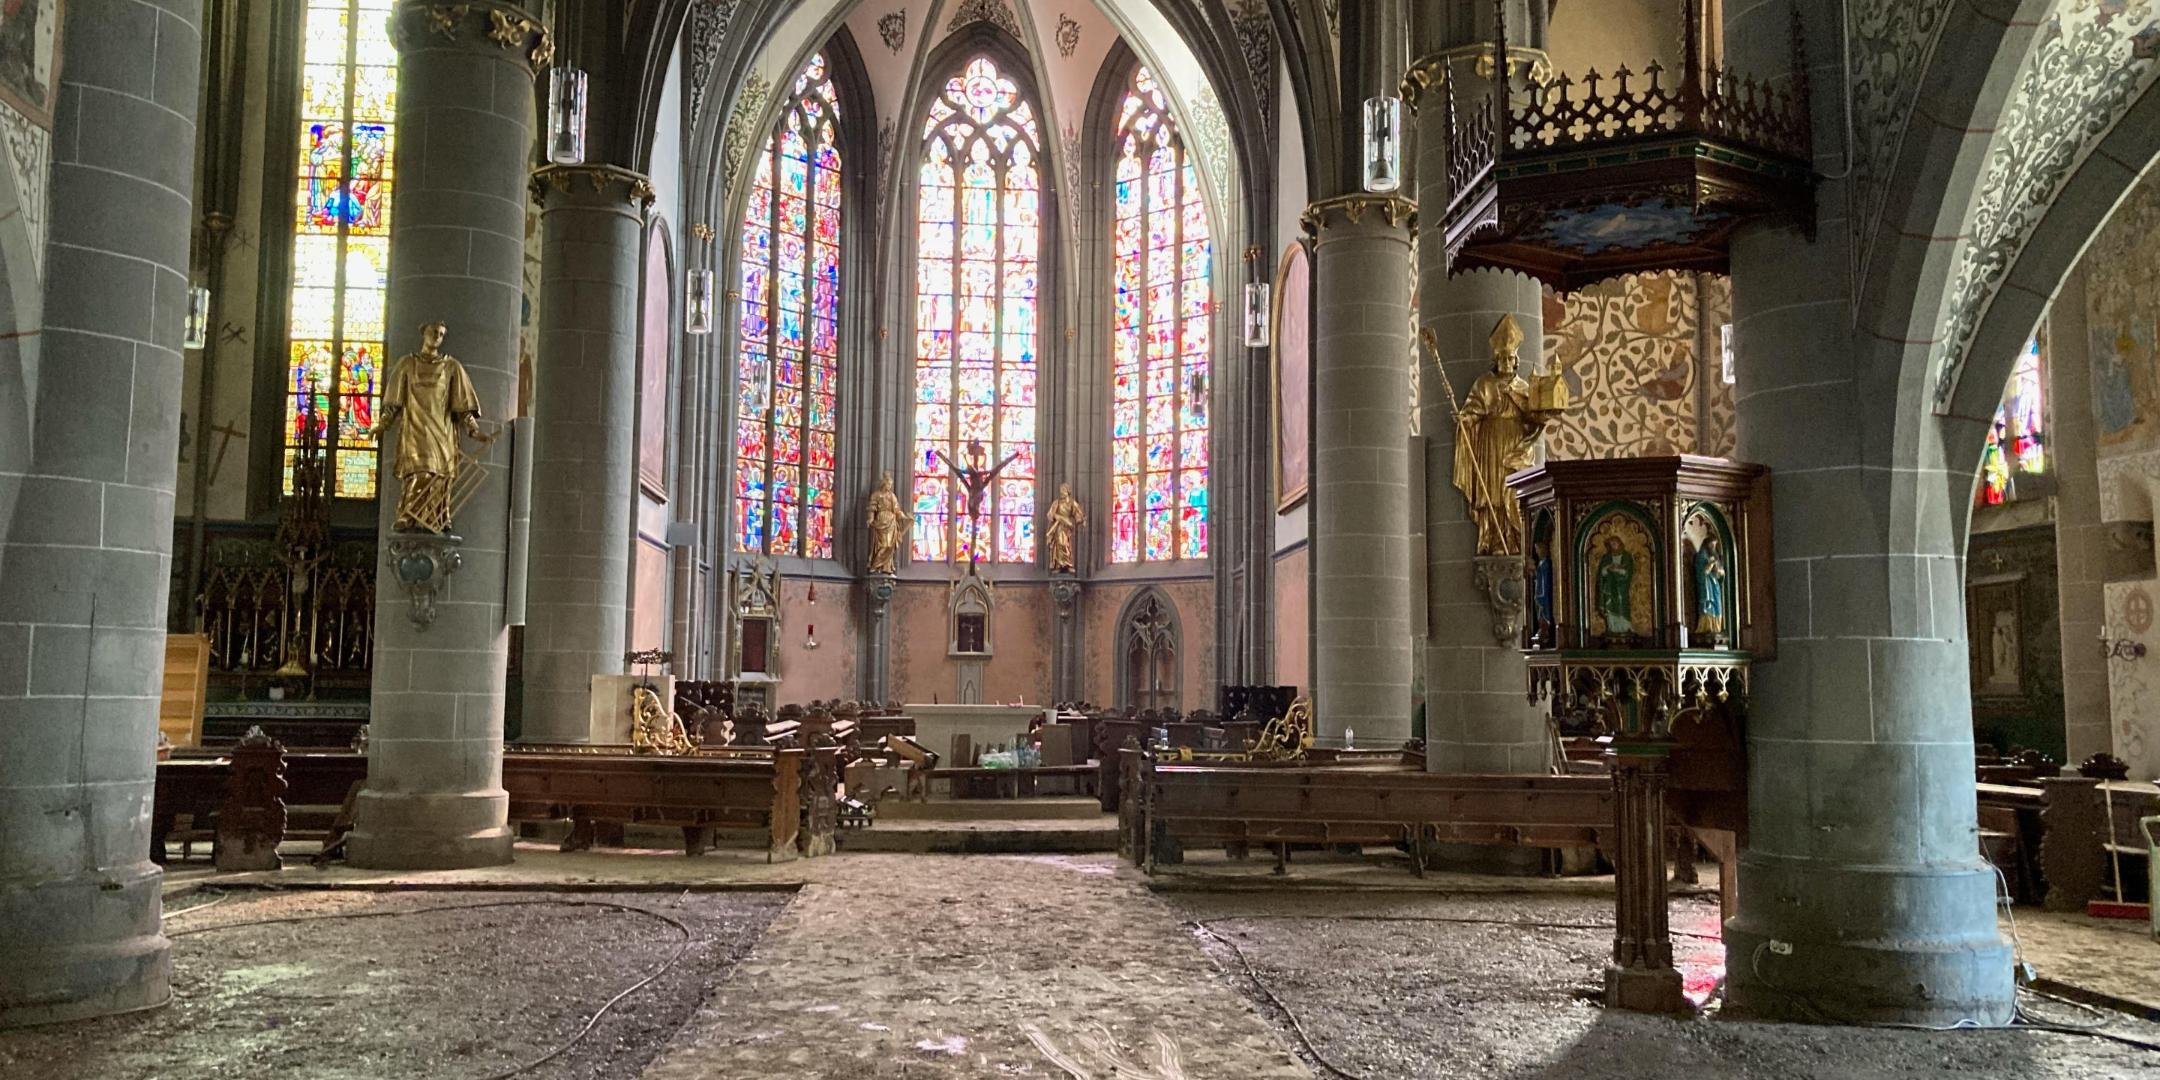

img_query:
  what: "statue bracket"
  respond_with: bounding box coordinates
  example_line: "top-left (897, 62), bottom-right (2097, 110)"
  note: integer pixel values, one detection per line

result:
top-left (1051, 573), bottom-right (1082, 615)
top-left (1471, 554), bottom-right (1528, 645)
top-left (385, 530), bottom-right (464, 629)
top-left (868, 572), bottom-right (896, 606)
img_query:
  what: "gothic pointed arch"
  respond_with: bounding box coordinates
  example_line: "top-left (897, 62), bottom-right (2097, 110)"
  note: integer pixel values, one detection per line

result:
top-left (732, 46), bottom-right (861, 559)
top-left (1095, 53), bottom-right (1214, 564)
top-left (1115, 586), bottom-right (1182, 711)
top-left (907, 32), bottom-right (1052, 565)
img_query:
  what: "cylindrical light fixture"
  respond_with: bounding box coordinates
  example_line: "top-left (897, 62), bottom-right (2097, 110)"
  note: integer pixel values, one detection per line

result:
top-left (1362, 95), bottom-right (1403, 194)
top-left (184, 284), bottom-right (212, 350)
top-left (685, 267), bottom-right (715, 335)
top-left (1242, 281), bottom-right (1271, 348)
top-left (547, 66), bottom-right (588, 165)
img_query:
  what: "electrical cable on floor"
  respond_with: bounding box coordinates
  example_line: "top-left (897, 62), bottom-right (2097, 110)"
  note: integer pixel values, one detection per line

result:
top-left (160, 891), bottom-right (232, 921)
top-left (1188, 920), bottom-right (1369, 1080)
top-left (170, 897), bottom-right (697, 1078)
top-left (1196, 911), bottom-right (1726, 941)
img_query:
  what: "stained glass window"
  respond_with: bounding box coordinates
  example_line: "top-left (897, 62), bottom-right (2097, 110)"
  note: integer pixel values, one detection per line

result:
top-left (911, 56), bottom-right (1043, 564)
top-left (1976, 337), bottom-right (2045, 507)
top-left (1109, 67), bottom-right (1211, 562)
top-left (287, 0), bottom-right (396, 498)
top-left (735, 52), bottom-right (842, 558)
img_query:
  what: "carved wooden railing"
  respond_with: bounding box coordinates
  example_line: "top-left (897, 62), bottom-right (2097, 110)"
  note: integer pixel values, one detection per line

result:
top-left (1444, 0), bottom-right (1811, 208)
top-left (1508, 60), bottom-right (1809, 160)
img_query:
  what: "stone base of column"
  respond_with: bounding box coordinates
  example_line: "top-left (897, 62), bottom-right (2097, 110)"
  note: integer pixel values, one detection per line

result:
top-left (1724, 854), bottom-right (2014, 1026)
top-left (0, 865), bottom-right (169, 1028)
top-left (345, 789), bottom-right (515, 870)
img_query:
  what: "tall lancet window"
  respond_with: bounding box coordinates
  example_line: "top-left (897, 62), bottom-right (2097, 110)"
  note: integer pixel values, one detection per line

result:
top-left (736, 52), bottom-right (843, 558)
top-left (912, 56), bottom-right (1043, 564)
top-left (286, 0), bottom-right (398, 497)
top-left (1109, 66), bottom-right (1210, 563)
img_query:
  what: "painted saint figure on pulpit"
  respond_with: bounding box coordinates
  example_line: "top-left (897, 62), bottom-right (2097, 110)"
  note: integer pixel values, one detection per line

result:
top-left (1693, 536), bottom-right (1728, 647)
top-left (1596, 537), bottom-right (1635, 640)
top-left (376, 321), bottom-right (487, 534)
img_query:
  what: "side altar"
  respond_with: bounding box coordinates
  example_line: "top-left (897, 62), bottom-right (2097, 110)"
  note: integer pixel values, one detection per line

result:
top-left (1508, 454), bottom-right (1772, 1013)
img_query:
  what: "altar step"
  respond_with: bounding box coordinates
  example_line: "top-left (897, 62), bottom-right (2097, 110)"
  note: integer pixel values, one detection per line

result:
top-left (874, 796), bottom-right (1105, 822)
top-left (838, 814), bottom-right (1120, 854)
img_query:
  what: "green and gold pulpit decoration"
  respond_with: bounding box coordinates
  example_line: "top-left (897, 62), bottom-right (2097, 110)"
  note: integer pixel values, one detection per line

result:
top-left (1505, 454), bottom-right (1772, 1015)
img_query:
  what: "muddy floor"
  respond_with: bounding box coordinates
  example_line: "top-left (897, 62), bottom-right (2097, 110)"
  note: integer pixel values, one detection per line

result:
top-left (0, 887), bottom-right (789, 1080)
top-left (639, 854), bottom-right (1310, 1080)
top-left (1171, 888), bottom-right (2160, 1080)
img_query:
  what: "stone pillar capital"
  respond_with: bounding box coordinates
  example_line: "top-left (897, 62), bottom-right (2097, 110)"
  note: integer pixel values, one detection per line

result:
top-left (531, 163), bottom-right (657, 213)
top-left (395, 1), bottom-right (555, 70)
top-left (1300, 193), bottom-right (1418, 238)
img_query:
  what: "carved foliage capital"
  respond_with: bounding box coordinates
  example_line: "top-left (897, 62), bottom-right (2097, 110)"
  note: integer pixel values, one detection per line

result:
top-left (395, 2), bottom-right (554, 70)
top-left (1300, 193), bottom-right (1418, 237)
top-left (531, 163), bottom-right (657, 209)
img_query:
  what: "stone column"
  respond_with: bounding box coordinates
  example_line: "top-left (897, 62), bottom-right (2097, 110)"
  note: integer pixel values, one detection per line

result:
top-left (0, 0), bottom-right (201, 1027)
top-left (1302, 195), bottom-right (1417, 742)
top-left (2050, 270), bottom-right (2109, 765)
top-left (519, 164), bottom-right (648, 742)
top-left (347, 2), bottom-right (549, 870)
top-left (1414, 261), bottom-right (1551, 773)
top-left (1722, 198), bottom-right (2013, 1027)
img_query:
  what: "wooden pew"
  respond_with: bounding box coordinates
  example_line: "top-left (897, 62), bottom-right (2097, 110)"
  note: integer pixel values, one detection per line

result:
top-left (502, 746), bottom-right (825, 861)
top-left (1130, 756), bottom-right (1617, 874)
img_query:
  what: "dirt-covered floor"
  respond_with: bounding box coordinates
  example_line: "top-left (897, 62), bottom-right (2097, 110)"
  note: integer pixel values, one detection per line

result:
top-left (1171, 887), bottom-right (2160, 1080)
top-left (7, 848), bottom-right (2159, 1079)
top-left (0, 888), bottom-right (789, 1080)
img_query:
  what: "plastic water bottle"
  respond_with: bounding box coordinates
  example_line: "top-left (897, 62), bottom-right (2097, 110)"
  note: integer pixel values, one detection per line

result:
top-left (1344, 727), bottom-right (1355, 749)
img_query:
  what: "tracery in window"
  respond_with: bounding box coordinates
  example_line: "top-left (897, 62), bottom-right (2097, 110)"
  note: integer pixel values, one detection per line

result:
top-left (286, 0), bottom-right (397, 498)
top-left (1109, 66), bottom-right (1211, 562)
top-left (911, 55), bottom-right (1043, 564)
top-left (736, 52), bottom-right (842, 558)
top-left (1976, 338), bottom-right (2045, 507)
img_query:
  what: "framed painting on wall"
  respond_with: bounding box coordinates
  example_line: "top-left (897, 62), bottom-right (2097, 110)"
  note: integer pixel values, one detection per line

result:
top-left (1272, 241), bottom-right (1311, 511)
top-left (0, 0), bottom-right (60, 129)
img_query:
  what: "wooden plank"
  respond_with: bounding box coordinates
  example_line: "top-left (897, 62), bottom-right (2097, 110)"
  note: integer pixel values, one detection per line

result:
top-left (159, 633), bottom-right (210, 748)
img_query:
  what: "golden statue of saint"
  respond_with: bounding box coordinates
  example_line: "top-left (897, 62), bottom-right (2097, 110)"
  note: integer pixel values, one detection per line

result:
top-left (377, 322), bottom-right (486, 534)
top-left (1045, 482), bottom-right (1086, 573)
top-left (866, 472), bottom-right (906, 575)
top-left (1444, 315), bottom-right (1566, 556)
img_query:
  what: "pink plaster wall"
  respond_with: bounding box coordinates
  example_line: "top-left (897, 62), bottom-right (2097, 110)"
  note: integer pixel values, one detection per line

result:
top-left (1273, 546), bottom-right (1309, 694)
top-left (773, 577), bottom-right (859, 704)
top-left (1081, 580), bottom-right (1217, 712)
top-left (887, 581), bottom-right (1056, 706)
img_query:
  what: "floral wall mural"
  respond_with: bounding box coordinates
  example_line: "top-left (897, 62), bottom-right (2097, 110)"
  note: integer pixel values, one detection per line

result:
top-left (1540, 271), bottom-right (1734, 461)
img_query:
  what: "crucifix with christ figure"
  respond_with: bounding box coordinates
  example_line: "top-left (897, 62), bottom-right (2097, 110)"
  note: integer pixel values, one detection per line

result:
top-left (931, 438), bottom-right (1019, 567)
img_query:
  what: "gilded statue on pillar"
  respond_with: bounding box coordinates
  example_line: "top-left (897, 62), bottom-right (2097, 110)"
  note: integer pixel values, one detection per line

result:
top-left (866, 472), bottom-right (906, 575)
top-left (377, 322), bottom-right (488, 534)
top-left (1429, 314), bottom-right (1568, 556)
top-left (1045, 482), bottom-right (1086, 574)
